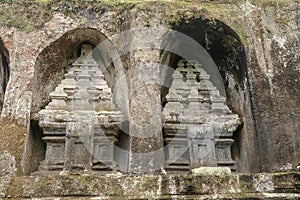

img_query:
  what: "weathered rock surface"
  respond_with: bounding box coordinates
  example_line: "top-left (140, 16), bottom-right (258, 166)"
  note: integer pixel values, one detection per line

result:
top-left (243, 1), bottom-right (300, 172)
top-left (192, 167), bottom-right (232, 175)
top-left (0, 0), bottom-right (298, 198)
top-left (0, 172), bottom-right (299, 199)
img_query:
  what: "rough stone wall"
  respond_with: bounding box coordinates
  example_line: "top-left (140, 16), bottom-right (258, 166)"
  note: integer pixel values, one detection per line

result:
top-left (0, 0), bottom-right (298, 176)
top-left (1, 172), bottom-right (300, 199)
top-left (243, 1), bottom-right (300, 171)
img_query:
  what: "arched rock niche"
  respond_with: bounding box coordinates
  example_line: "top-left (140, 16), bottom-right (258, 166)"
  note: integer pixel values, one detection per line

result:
top-left (32, 28), bottom-right (127, 115)
top-left (26, 28), bottom-right (129, 175)
top-left (161, 18), bottom-right (259, 173)
top-left (0, 38), bottom-right (9, 113)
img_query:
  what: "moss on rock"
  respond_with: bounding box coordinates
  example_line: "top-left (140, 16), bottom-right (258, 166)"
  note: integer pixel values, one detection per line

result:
top-left (0, 121), bottom-right (27, 176)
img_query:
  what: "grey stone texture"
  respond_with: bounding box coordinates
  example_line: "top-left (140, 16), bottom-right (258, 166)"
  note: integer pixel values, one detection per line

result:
top-left (163, 59), bottom-right (240, 171)
top-left (0, 172), bottom-right (300, 199)
top-left (38, 44), bottom-right (123, 173)
top-left (0, 0), bottom-right (298, 179)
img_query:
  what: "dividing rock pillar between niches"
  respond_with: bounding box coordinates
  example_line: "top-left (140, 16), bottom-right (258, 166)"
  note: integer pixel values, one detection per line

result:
top-left (128, 53), bottom-right (165, 174)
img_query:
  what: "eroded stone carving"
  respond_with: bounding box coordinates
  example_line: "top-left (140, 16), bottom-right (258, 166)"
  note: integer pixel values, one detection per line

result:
top-left (38, 44), bottom-right (123, 174)
top-left (163, 59), bottom-right (240, 171)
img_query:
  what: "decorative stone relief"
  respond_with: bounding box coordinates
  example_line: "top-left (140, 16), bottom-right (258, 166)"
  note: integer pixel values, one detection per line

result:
top-left (162, 59), bottom-right (240, 171)
top-left (38, 44), bottom-right (123, 174)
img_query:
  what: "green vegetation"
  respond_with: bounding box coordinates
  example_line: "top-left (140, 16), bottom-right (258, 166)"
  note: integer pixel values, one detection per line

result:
top-left (250, 0), bottom-right (294, 4)
top-left (0, 0), bottom-right (296, 39)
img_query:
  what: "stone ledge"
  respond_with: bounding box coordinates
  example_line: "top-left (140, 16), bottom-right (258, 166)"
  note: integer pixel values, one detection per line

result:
top-left (7, 193), bottom-right (299, 200)
top-left (191, 167), bottom-right (232, 175)
top-left (3, 194), bottom-right (300, 200)
top-left (1, 172), bottom-right (299, 199)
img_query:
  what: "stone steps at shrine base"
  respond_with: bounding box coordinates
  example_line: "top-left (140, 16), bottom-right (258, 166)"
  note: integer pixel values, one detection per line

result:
top-left (1, 172), bottom-right (299, 199)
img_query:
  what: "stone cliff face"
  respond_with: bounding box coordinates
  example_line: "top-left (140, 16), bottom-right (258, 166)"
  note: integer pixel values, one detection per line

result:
top-left (0, 0), bottom-right (298, 178)
top-left (242, 1), bottom-right (300, 172)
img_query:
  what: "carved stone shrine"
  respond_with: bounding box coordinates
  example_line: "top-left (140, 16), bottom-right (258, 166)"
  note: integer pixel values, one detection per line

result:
top-left (38, 44), bottom-right (123, 173)
top-left (162, 59), bottom-right (240, 171)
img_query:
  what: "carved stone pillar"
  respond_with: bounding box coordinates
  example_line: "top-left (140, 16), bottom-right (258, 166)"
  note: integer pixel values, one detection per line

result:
top-left (128, 54), bottom-right (164, 173)
top-left (188, 125), bottom-right (217, 168)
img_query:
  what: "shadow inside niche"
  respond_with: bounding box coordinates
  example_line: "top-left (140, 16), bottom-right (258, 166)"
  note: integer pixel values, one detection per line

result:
top-left (231, 123), bottom-right (243, 164)
top-left (161, 17), bottom-right (254, 172)
top-left (24, 120), bottom-right (46, 175)
top-left (114, 120), bottom-right (130, 173)
top-left (171, 18), bottom-right (247, 87)
top-left (0, 38), bottom-right (9, 113)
